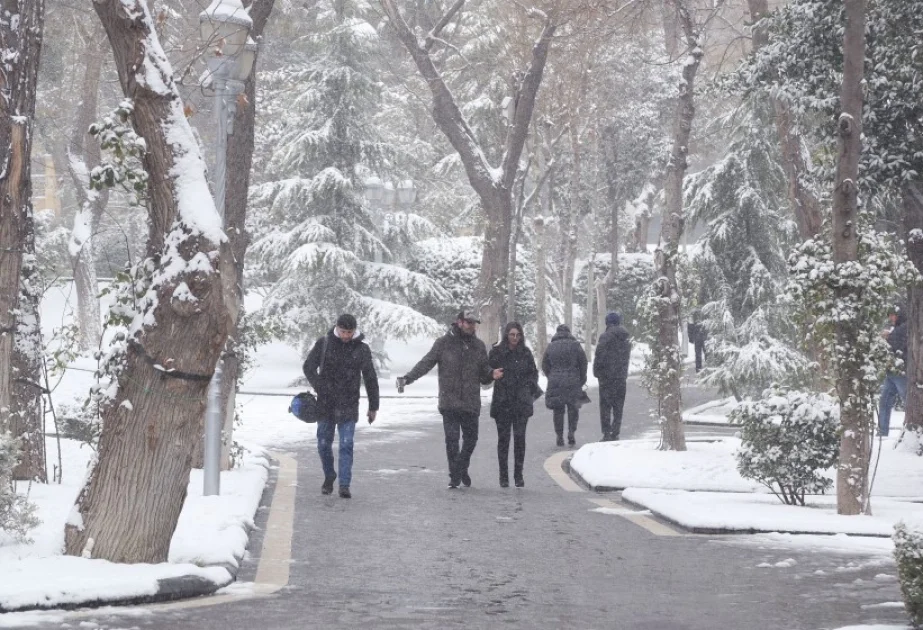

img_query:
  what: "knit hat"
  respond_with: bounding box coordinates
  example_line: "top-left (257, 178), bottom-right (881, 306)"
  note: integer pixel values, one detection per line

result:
top-left (605, 312), bottom-right (621, 326)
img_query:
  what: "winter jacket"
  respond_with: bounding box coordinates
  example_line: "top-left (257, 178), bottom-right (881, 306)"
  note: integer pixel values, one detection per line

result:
top-left (542, 326), bottom-right (588, 409)
top-left (303, 329), bottom-right (380, 423)
top-left (403, 324), bottom-right (494, 416)
top-left (593, 324), bottom-right (632, 383)
top-left (687, 322), bottom-right (706, 345)
top-left (488, 341), bottom-right (539, 419)
top-left (888, 312), bottom-right (908, 374)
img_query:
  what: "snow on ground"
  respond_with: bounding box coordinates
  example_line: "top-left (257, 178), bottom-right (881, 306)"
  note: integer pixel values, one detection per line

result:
top-left (621, 489), bottom-right (923, 536)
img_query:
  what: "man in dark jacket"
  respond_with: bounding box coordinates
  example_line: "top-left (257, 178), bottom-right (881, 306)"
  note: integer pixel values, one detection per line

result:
top-left (542, 324), bottom-right (588, 447)
top-left (398, 309), bottom-right (503, 489)
top-left (687, 309), bottom-right (707, 373)
top-left (878, 304), bottom-right (908, 437)
top-left (303, 313), bottom-right (380, 499)
top-left (593, 312), bottom-right (632, 441)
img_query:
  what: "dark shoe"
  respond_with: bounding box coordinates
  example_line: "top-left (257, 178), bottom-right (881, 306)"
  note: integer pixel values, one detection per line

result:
top-left (461, 471), bottom-right (472, 488)
top-left (514, 475), bottom-right (524, 488)
top-left (321, 475), bottom-right (336, 495)
top-left (338, 486), bottom-right (351, 499)
top-left (567, 436), bottom-right (576, 447)
top-left (556, 436), bottom-right (565, 447)
top-left (601, 433), bottom-right (611, 442)
top-left (448, 481), bottom-right (459, 489)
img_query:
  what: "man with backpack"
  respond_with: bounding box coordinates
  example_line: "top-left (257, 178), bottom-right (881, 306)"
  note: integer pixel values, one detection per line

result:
top-left (303, 313), bottom-right (379, 498)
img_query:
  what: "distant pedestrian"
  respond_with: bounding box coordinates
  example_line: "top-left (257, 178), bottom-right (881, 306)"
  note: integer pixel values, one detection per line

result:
top-left (542, 324), bottom-right (588, 447)
top-left (593, 312), bottom-right (632, 441)
top-left (687, 309), bottom-right (707, 373)
top-left (303, 313), bottom-right (380, 499)
top-left (397, 309), bottom-right (503, 489)
top-left (488, 322), bottom-right (540, 488)
top-left (878, 304), bottom-right (908, 437)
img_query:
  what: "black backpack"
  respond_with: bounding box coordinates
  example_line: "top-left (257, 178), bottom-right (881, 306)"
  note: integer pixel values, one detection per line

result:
top-left (289, 337), bottom-right (329, 423)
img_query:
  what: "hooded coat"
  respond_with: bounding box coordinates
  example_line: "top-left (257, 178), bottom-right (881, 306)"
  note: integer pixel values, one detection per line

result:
top-left (542, 325), bottom-right (588, 409)
top-left (303, 328), bottom-right (380, 423)
top-left (593, 323), bottom-right (632, 383)
top-left (488, 323), bottom-right (540, 419)
top-left (403, 324), bottom-right (494, 416)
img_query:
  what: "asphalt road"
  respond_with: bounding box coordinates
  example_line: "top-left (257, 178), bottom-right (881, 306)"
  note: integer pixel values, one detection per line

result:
top-left (23, 375), bottom-right (908, 630)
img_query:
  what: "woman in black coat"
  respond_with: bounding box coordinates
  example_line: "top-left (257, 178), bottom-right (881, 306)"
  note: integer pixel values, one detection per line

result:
top-left (542, 324), bottom-right (588, 447)
top-left (489, 322), bottom-right (540, 487)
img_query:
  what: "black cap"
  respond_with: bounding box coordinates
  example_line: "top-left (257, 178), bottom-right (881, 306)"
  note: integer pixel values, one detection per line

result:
top-left (336, 313), bottom-right (357, 330)
top-left (456, 309), bottom-right (481, 324)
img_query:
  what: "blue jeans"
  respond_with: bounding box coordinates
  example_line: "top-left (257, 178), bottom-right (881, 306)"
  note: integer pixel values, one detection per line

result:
top-left (317, 420), bottom-right (356, 487)
top-left (878, 373), bottom-right (907, 437)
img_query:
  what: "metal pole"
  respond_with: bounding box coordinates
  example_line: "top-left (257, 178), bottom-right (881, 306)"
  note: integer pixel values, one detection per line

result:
top-left (204, 60), bottom-right (231, 496)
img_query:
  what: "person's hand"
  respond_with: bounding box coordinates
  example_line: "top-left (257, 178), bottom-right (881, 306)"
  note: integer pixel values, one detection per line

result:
top-left (492, 368), bottom-right (504, 380)
top-left (396, 377), bottom-right (406, 393)
top-left (881, 329), bottom-right (891, 339)
top-left (368, 410), bottom-right (377, 424)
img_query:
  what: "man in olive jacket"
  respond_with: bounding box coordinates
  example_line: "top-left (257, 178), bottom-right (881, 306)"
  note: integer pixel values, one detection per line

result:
top-left (398, 310), bottom-right (503, 489)
top-left (303, 313), bottom-right (379, 499)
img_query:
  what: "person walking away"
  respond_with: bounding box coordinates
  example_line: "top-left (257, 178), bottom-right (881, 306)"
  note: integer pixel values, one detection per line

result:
top-left (687, 309), bottom-right (707, 373)
top-left (878, 304), bottom-right (908, 437)
top-left (593, 312), bottom-right (632, 441)
top-left (397, 310), bottom-right (503, 488)
top-left (489, 322), bottom-right (540, 487)
top-left (542, 324), bottom-right (588, 447)
top-left (303, 313), bottom-right (380, 499)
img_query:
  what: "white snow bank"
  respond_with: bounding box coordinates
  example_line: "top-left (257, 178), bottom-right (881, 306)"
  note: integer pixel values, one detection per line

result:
top-left (621, 488), bottom-right (923, 537)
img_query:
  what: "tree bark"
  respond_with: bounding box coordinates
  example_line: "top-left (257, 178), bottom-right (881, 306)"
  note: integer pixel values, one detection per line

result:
top-left (67, 29), bottom-right (109, 352)
top-left (0, 0), bottom-right (45, 436)
top-left (656, 0), bottom-right (703, 452)
top-left (903, 180), bottom-right (923, 433)
top-left (584, 251), bottom-right (596, 355)
top-left (534, 216), bottom-right (548, 362)
top-left (65, 0), bottom-right (235, 563)
top-left (380, 0), bottom-right (556, 344)
top-left (832, 0), bottom-right (867, 516)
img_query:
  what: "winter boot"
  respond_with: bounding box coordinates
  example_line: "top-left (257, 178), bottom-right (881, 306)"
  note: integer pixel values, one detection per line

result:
top-left (556, 435), bottom-right (565, 447)
top-left (321, 474), bottom-right (336, 495)
top-left (461, 471), bottom-right (472, 488)
top-left (567, 431), bottom-right (576, 447)
top-left (499, 465), bottom-right (509, 488)
top-left (514, 462), bottom-right (524, 488)
top-left (338, 486), bottom-right (351, 499)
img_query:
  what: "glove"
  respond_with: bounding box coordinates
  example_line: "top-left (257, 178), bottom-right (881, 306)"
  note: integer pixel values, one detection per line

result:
top-left (396, 377), bottom-right (407, 393)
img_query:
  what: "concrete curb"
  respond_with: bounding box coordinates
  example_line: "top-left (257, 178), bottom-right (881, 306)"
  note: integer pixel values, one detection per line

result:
top-left (0, 458), bottom-right (280, 614)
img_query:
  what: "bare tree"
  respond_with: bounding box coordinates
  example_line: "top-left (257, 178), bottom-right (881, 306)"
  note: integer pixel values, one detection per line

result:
top-left (832, 0), bottom-right (867, 516)
top-left (65, 0), bottom-right (235, 563)
top-left (653, 0), bottom-right (706, 452)
top-left (380, 0), bottom-right (556, 344)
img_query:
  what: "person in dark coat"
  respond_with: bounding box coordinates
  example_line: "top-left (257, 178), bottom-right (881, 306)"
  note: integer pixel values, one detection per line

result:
top-left (397, 309), bottom-right (503, 488)
top-left (878, 304), bottom-right (908, 436)
top-left (593, 312), bottom-right (632, 441)
top-left (303, 313), bottom-right (380, 499)
top-left (489, 322), bottom-right (540, 488)
top-left (687, 309), bottom-right (707, 373)
top-left (542, 324), bottom-right (588, 447)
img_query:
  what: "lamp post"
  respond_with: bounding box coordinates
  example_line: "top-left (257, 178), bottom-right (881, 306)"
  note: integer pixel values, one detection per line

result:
top-left (199, 0), bottom-right (254, 496)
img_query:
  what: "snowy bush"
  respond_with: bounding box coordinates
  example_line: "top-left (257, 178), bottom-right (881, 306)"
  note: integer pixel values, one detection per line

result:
top-left (0, 432), bottom-right (40, 541)
top-left (573, 252), bottom-right (654, 336)
top-left (894, 521), bottom-right (923, 628)
top-left (732, 388), bottom-right (839, 506)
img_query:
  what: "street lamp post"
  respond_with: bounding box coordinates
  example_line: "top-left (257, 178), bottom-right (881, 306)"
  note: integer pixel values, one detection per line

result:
top-left (199, 0), bottom-right (254, 496)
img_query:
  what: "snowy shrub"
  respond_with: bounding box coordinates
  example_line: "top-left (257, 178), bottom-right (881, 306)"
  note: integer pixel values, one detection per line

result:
top-left (0, 432), bottom-right (40, 542)
top-left (733, 388), bottom-right (839, 506)
top-left (573, 252), bottom-right (654, 336)
top-left (894, 521), bottom-right (923, 628)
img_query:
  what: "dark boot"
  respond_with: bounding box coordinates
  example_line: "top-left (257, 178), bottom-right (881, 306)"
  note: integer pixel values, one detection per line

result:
top-left (514, 474), bottom-right (524, 488)
top-left (556, 435), bottom-right (565, 447)
top-left (567, 432), bottom-right (576, 446)
top-left (321, 474), bottom-right (336, 495)
top-left (499, 471), bottom-right (509, 488)
top-left (338, 486), bottom-right (351, 499)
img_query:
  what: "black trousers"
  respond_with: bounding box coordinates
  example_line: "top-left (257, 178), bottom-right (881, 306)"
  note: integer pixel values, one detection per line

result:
top-left (600, 380), bottom-right (627, 439)
top-left (552, 403), bottom-right (579, 438)
top-left (442, 410), bottom-right (479, 482)
top-left (495, 414), bottom-right (529, 479)
top-left (694, 340), bottom-right (706, 372)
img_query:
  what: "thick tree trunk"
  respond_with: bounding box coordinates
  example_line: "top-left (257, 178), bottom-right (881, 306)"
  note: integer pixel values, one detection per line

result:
top-left (584, 251), bottom-right (596, 355)
top-left (65, 0), bottom-right (234, 563)
top-left (67, 31), bottom-right (109, 352)
top-left (656, 0), bottom-right (703, 452)
top-left (902, 180), bottom-right (923, 433)
top-left (534, 216), bottom-right (548, 362)
top-left (832, 0), bottom-right (867, 516)
top-left (380, 0), bottom-right (555, 345)
top-left (0, 0), bottom-right (45, 435)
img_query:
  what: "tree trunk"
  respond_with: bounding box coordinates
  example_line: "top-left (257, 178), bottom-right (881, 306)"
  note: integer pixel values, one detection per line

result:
top-left (67, 31), bottom-right (109, 352)
top-left (0, 0), bottom-right (45, 435)
top-left (534, 216), bottom-right (548, 362)
top-left (656, 0), bottom-right (703, 452)
top-left (584, 251), bottom-right (596, 355)
top-left (903, 180), bottom-right (923, 433)
top-left (832, 0), bottom-right (867, 516)
top-left (380, 0), bottom-right (555, 345)
top-left (65, 0), bottom-right (235, 563)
